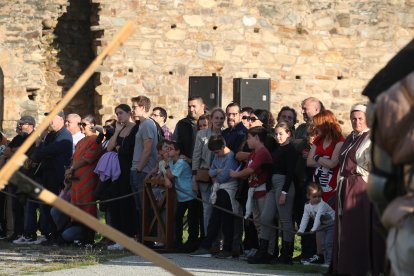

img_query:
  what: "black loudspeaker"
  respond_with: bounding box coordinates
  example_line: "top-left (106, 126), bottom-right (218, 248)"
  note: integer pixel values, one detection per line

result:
top-left (233, 78), bottom-right (271, 110)
top-left (189, 76), bottom-right (222, 110)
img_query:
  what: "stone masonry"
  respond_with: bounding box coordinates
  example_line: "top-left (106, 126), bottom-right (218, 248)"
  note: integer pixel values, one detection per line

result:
top-left (1, 0), bottom-right (414, 136)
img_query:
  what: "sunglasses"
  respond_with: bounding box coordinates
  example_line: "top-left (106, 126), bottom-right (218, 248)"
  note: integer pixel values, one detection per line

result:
top-left (247, 117), bottom-right (259, 123)
top-left (78, 122), bottom-right (88, 127)
top-left (241, 115), bottom-right (249, 120)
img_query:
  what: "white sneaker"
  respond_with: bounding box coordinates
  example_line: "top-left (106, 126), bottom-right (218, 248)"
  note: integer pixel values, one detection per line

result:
top-left (107, 242), bottom-right (124, 250)
top-left (33, 235), bottom-right (47, 245)
top-left (13, 235), bottom-right (37, 245)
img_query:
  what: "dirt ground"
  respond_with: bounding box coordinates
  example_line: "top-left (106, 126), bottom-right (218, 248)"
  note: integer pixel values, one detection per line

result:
top-left (0, 242), bottom-right (126, 275)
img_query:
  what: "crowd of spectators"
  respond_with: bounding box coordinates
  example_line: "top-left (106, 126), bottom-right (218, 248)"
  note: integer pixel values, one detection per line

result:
top-left (0, 95), bottom-right (386, 275)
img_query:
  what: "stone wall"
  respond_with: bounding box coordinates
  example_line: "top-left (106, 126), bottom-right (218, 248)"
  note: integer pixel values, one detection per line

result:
top-left (0, 0), bottom-right (96, 137)
top-left (1, 0), bottom-right (414, 136)
top-left (93, 0), bottom-right (414, 133)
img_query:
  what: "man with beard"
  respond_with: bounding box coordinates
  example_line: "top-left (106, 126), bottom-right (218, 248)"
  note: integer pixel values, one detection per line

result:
top-left (222, 102), bottom-right (247, 153)
top-left (221, 102), bottom-right (247, 257)
top-left (172, 96), bottom-right (205, 160)
top-left (172, 96), bottom-right (205, 251)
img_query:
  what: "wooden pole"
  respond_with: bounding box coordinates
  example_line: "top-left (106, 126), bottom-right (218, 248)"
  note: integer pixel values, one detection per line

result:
top-left (0, 21), bottom-right (193, 276)
top-left (38, 189), bottom-right (192, 276)
top-left (0, 22), bottom-right (134, 190)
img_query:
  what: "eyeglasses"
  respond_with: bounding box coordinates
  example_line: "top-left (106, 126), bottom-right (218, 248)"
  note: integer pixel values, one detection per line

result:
top-left (18, 123), bottom-right (29, 127)
top-left (247, 117), bottom-right (259, 123)
top-left (78, 122), bottom-right (88, 127)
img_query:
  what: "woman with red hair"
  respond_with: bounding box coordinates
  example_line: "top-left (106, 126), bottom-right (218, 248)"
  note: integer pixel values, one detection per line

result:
top-left (307, 110), bottom-right (344, 208)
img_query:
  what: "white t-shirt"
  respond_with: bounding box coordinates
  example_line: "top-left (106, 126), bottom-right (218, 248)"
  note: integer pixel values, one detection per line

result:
top-left (72, 131), bottom-right (85, 154)
top-left (298, 199), bottom-right (335, 232)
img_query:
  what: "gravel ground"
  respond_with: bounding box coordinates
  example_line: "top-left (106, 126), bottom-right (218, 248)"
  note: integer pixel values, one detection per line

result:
top-left (37, 253), bottom-right (322, 276)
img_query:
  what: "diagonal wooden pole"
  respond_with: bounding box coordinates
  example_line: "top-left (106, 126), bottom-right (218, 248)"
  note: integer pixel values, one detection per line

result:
top-left (11, 172), bottom-right (192, 276)
top-left (0, 21), bottom-right (193, 276)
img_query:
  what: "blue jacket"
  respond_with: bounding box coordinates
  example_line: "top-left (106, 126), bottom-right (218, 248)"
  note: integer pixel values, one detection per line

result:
top-left (35, 127), bottom-right (73, 187)
top-left (222, 122), bottom-right (247, 153)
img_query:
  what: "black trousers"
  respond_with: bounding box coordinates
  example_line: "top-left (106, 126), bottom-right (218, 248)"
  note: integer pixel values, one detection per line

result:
top-left (175, 199), bottom-right (199, 245)
top-left (201, 190), bottom-right (234, 252)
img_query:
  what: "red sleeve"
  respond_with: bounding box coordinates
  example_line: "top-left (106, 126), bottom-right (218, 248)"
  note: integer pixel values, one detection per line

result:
top-left (83, 137), bottom-right (102, 163)
top-left (248, 147), bottom-right (272, 171)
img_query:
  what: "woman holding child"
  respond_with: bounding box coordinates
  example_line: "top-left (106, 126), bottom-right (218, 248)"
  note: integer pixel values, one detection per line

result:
top-left (307, 110), bottom-right (344, 208)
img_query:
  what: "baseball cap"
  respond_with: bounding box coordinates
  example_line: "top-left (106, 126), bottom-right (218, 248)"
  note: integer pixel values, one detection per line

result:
top-left (18, 115), bottom-right (36, 127)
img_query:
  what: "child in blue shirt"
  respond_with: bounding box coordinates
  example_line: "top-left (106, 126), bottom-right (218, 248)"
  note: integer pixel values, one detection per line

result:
top-left (191, 135), bottom-right (240, 258)
top-left (164, 140), bottom-right (198, 249)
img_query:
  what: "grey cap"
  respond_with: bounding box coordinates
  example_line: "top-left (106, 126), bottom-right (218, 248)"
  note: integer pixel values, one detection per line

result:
top-left (18, 115), bottom-right (36, 127)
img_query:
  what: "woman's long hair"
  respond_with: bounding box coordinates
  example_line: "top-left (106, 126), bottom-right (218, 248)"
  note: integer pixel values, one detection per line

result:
top-left (312, 110), bottom-right (342, 141)
top-left (252, 109), bottom-right (275, 130)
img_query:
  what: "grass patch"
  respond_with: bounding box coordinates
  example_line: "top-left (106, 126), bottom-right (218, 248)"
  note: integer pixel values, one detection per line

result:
top-left (0, 242), bottom-right (130, 275)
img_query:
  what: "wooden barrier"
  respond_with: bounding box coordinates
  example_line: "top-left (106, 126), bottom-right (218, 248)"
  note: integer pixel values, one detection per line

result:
top-left (142, 179), bottom-right (176, 250)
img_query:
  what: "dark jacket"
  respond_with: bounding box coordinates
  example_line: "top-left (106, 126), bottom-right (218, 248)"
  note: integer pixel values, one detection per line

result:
top-left (172, 116), bottom-right (197, 159)
top-left (222, 122), bottom-right (247, 153)
top-left (34, 127), bottom-right (73, 191)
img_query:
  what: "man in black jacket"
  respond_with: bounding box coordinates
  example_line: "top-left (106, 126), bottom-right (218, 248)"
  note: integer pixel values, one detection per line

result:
top-left (172, 95), bottom-right (205, 251)
top-left (172, 96), bottom-right (205, 162)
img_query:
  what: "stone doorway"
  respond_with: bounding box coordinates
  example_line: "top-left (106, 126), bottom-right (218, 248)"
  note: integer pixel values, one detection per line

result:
top-left (52, 0), bottom-right (99, 117)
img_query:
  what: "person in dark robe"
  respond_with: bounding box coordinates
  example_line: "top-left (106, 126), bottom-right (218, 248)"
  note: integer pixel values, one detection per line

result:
top-left (330, 103), bottom-right (386, 275)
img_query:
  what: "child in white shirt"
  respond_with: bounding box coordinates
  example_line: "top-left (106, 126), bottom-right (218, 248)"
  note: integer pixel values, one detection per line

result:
top-left (298, 183), bottom-right (335, 266)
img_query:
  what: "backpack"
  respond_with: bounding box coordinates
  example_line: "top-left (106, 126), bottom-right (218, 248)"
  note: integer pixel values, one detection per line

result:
top-left (150, 118), bottom-right (165, 144)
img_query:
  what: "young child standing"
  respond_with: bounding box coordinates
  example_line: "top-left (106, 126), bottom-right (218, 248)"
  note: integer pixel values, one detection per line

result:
top-left (230, 126), bottom-right (273, 259)
top-left (298, 183), bottom-right (335, 266)
top-left (164, 141), bottom-right (198, 250)
top-left (191, 135), bottom-right (240, 258)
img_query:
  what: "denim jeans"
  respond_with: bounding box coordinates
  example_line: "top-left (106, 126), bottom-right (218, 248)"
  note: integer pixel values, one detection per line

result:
top-left (50, 207), bottom-right (70, 232)
top-left (24, 201), bottom-right (46, 236)
top-left (130, 170), bottom-right (147, 242)
top-left (62, 225), bottom-right (86, 242)
top-left (39, 203), bottom-right (56, 237)
top-left (201, 190), bottom-right (234, 252)
top-left (317, 225), bottom-right (334, 264)
top-left (198, 182), bottom-right (212, 235)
